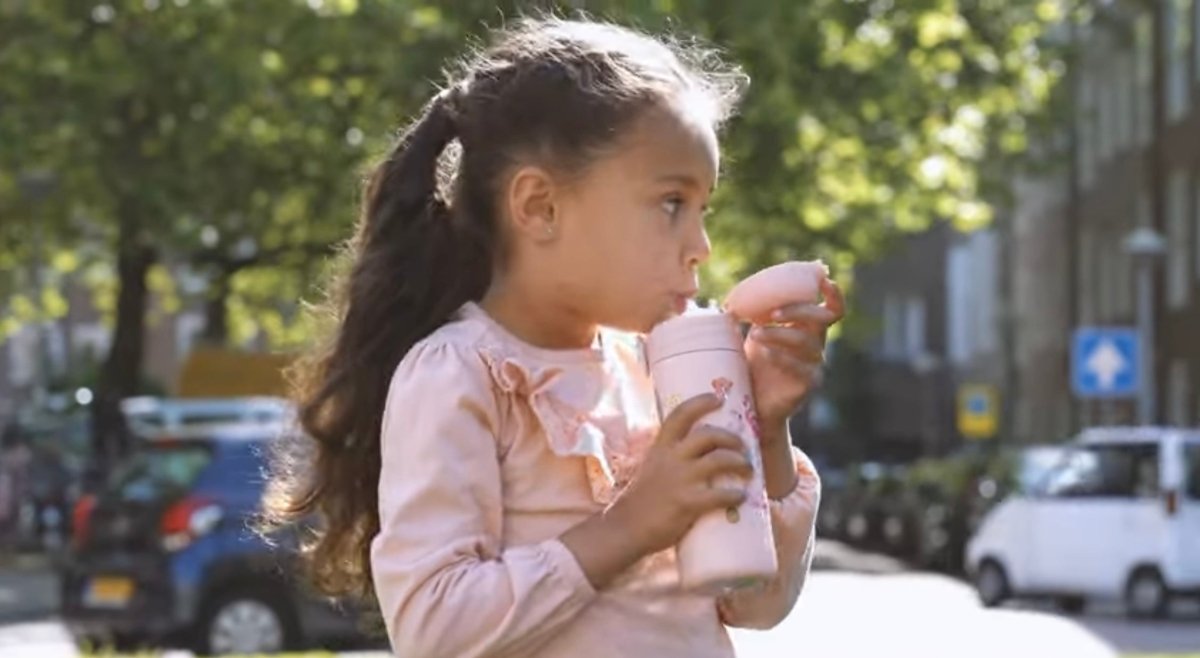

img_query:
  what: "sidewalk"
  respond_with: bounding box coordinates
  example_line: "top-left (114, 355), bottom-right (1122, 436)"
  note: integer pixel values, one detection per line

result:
top-left (0, 621), bottom-right (77, 658)
top-left (0, 553), bottom-right (59, 624)
top-left (811, 538), bottom-right (910, 574)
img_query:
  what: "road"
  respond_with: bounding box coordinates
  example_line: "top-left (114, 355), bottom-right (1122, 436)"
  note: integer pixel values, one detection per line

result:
top-left (1, 542), bottom-right (1197, 657)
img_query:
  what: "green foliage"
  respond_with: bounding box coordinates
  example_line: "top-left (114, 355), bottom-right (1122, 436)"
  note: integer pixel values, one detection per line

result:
top-left (0, 0), bottom-right (1067, 346)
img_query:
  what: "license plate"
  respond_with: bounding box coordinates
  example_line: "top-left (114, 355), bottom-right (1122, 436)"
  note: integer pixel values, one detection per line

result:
top-left (83, 576), bottom-right (134, 609)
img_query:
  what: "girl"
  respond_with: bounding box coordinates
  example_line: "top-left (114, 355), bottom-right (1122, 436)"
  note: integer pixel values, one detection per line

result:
top-left (267, 17), bottom-right (843, 658)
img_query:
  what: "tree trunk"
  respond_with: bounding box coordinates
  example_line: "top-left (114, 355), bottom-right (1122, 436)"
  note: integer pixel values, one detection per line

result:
top-left (90, 223), bottom-right (155, 480)
top-left (200, 269), bottom-right (231, 346)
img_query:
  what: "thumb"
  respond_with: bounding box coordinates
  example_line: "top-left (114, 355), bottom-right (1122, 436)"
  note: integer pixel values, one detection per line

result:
top-left (659, 393), bottom-right (723, 443)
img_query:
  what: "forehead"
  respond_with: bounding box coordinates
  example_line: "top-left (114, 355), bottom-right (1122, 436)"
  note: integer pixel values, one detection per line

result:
top-left (594, 100), bottom-right (721, 186)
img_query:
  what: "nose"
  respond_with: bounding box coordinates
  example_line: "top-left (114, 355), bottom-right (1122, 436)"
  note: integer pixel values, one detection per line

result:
top-left (685, 223), bottom-right (712, 270)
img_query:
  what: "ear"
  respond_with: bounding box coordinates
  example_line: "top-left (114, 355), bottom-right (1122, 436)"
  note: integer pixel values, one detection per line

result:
top-left (505, 165), bottom-right (559, 244)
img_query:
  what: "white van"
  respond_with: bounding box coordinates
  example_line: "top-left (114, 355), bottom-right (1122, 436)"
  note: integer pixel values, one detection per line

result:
top-left (966, 427), bottom-right (1200, 618)
top-left (120, 396), bottom-right (294, 435)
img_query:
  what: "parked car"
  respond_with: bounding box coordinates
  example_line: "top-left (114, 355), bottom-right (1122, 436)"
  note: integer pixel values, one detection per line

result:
top-left (60, 421), bottom-right (370, 654)
top-left (4, 412), bottom-right (91, 555)
top-left (838, 463), bottom-right (907, 549)
top-left (120, 397), bottom-right (294, 436)
top-left (815, 465), bottom-right (849, 540)
top-left (966, 427), bottom-right (1200, 618)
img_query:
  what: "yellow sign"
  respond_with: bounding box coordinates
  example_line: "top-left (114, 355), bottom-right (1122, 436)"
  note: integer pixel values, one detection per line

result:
top-left (957, 384), bottom-right (998, 440)
top-left (177, 347), bottom-right (293, 398)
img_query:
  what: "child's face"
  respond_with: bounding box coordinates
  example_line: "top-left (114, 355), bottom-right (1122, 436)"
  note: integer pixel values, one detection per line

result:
top-left (548, 101), bottom-right (719, 334)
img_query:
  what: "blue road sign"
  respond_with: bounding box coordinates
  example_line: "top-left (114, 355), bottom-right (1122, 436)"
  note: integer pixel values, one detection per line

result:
top-left (1072, 327), bottom-right (1139, 398)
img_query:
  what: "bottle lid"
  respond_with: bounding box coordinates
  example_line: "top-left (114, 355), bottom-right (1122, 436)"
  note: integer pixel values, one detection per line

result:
top-left (645, 308), bottom-right (742, 367)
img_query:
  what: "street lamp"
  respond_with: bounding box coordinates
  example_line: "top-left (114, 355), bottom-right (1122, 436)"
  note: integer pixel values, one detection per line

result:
top-left (1122, 226), bottom-right (1166, 425)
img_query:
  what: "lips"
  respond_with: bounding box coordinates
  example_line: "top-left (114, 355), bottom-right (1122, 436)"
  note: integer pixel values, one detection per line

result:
top-left (673, 290), bottom-right (699, 314)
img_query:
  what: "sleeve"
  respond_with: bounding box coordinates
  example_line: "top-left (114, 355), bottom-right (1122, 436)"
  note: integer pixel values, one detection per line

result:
top-left (716, 446), bottom-right (821, 630)
top-left (370, 340), bottom-right (598, 658)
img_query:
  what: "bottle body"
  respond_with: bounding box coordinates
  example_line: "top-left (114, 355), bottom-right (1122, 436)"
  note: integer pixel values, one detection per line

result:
top-left (645, 311), bottom-right (777, 594)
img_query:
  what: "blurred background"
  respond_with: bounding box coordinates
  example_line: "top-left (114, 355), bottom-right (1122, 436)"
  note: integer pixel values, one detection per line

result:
top-left (1, 0), bottom-right (1199, 657)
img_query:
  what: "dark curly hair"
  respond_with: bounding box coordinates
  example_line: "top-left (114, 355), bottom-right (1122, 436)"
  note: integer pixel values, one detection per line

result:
top-left (261, 16), bottom-right (746, 603)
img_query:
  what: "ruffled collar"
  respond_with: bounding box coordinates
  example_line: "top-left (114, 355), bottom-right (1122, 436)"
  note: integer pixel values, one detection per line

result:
top-left (460, 302), bottom-right (658, 505)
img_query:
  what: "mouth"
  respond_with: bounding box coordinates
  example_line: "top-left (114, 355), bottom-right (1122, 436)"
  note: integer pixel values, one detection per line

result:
top-left (672, 290), bottom-right (699, 315)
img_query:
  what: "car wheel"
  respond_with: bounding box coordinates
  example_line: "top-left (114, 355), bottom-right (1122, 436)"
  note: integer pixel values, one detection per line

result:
top-left (1125, 567), bottom-right (1169, 619)
top-left (195, 584), bottom-right (300, 656)
top-left (1055, 596), bottom-right (1086, 615)
top-left (975, 559), bottom-right (1010, 607)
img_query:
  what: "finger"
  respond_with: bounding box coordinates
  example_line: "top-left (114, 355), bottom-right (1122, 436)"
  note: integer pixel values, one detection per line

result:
top-left (679, 424), bottom-right (746, 459)
top-left (693, 448), bottom-right (755, 483)
top-left (768, 303), bottom-right (839, 328)
top-left (755, 343), bottom-right (814, 372)
top-left (758, 346), bottom-right (827, 388)
top-left (659, 393), bottom-right (723, 443)
top-left (820, 278), bottom-right (846, 321)
top-left (691, 485), bottom-right (748, 513)
top-left (750, 325), bottom-right (826, 359)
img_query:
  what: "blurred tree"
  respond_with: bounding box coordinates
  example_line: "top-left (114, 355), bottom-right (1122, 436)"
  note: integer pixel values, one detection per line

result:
top-left (0, 0), bottom-right (1068, 458)
top-left (587, 0), bottom-right (1069, 288)
top-left (0, 0), bottom-right (492, 459)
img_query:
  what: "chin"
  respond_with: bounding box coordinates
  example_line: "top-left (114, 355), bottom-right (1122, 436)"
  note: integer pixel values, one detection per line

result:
top-left (600, 310), bottom-right (658, 335)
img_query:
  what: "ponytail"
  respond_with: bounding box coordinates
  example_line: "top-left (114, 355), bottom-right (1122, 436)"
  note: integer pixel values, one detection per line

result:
top-left (263, 89), bottom-right (493, 600)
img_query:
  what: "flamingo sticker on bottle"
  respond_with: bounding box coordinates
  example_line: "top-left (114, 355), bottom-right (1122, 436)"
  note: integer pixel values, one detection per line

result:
top-left (644, 261), bottom-right (828, 594)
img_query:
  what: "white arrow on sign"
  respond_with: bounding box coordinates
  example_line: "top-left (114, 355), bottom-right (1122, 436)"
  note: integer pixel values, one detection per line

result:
top-left (1085, 339), bottom-right (1128, 390)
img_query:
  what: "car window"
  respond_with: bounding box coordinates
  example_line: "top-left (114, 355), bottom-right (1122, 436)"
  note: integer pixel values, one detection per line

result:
top-left (1043, 444), bottom-right (1158, 499)
top-left (1186, 444), bottom-right (1200, 500)
top-left (109, 443), bottom-right (214, 501)
top-left (179, 412), bottom-right (248, 426)
top-left (1018, 447), bottom-right (1067, 494)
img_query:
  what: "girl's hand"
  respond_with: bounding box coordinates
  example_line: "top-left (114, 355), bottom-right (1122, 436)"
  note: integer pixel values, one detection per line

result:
top-left (612, 394), bottom-right (752, 556)
top-left (745, 277), bottom-right (845, 446)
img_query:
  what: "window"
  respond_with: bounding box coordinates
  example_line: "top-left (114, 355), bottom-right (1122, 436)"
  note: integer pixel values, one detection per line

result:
top-left (175, 311), bottom-right (205, 358)
top-left (1170, 360), bottom-right (1191, 426)
top-left (1168, 171), bottom-right (1191, 309)
top-left (45, 323), bottom-right (66, 377)
top-left (1135, 14), bottom-right (1154, 145)
top-left (6, 327), bottom-right (37, 386)
top-left (1194, 171), bottom-right (1200, 282)
top-left (883, 294), bottom-right (903, 358)
top-left (1167, 0), bottom-right (1192, 122)
top-left (1186, 444), bottom-right (1200, 499)
top-left (1195, 0), bottom-right (1200, 82)
top-left (1115, 223), bottom-right (1134, 316)
top-left (904, 297), bottom-right (926, 358)
top-left (1079, 228), bottom-right (1095, 323)
top-left (1114, 50), bottom-right (1134, 151)
top-left (1078, 72), bottom-right (1096, 187)
top-left (1103, 231), bottom-right (1121, 320)
top-left (947, 244), bottom-right (970, 364)
top-left (1043, 444), bottom-right (1160, 499)
top-left (1097, 56), bottom-right (1113, 162)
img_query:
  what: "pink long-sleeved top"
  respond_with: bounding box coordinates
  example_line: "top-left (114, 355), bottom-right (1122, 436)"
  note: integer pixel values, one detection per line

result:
top-left (370, 302), bottom-right (820, 657)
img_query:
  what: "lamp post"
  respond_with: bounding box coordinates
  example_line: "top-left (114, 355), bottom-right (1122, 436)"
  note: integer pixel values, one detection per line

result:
top-left (1122, 226), bottom-right (1166, 425)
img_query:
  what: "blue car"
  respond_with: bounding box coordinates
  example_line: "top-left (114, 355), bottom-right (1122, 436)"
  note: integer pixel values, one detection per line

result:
top-left (60, 423), bottom-right (372, 655)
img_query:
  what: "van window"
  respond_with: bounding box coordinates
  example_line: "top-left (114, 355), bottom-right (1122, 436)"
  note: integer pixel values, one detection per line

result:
top-left (1186, 444), bottom-right (1200, 499)
top-left (1043, 444), bottom-right (1159, 499)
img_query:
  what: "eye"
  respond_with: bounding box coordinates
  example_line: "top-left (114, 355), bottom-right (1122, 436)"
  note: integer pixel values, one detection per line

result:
top-left (661, 195), bottom-right (685, 219)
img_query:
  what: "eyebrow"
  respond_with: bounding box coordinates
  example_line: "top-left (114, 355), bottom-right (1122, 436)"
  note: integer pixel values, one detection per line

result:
top-left (656, 174), bottom-right (716, 192)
